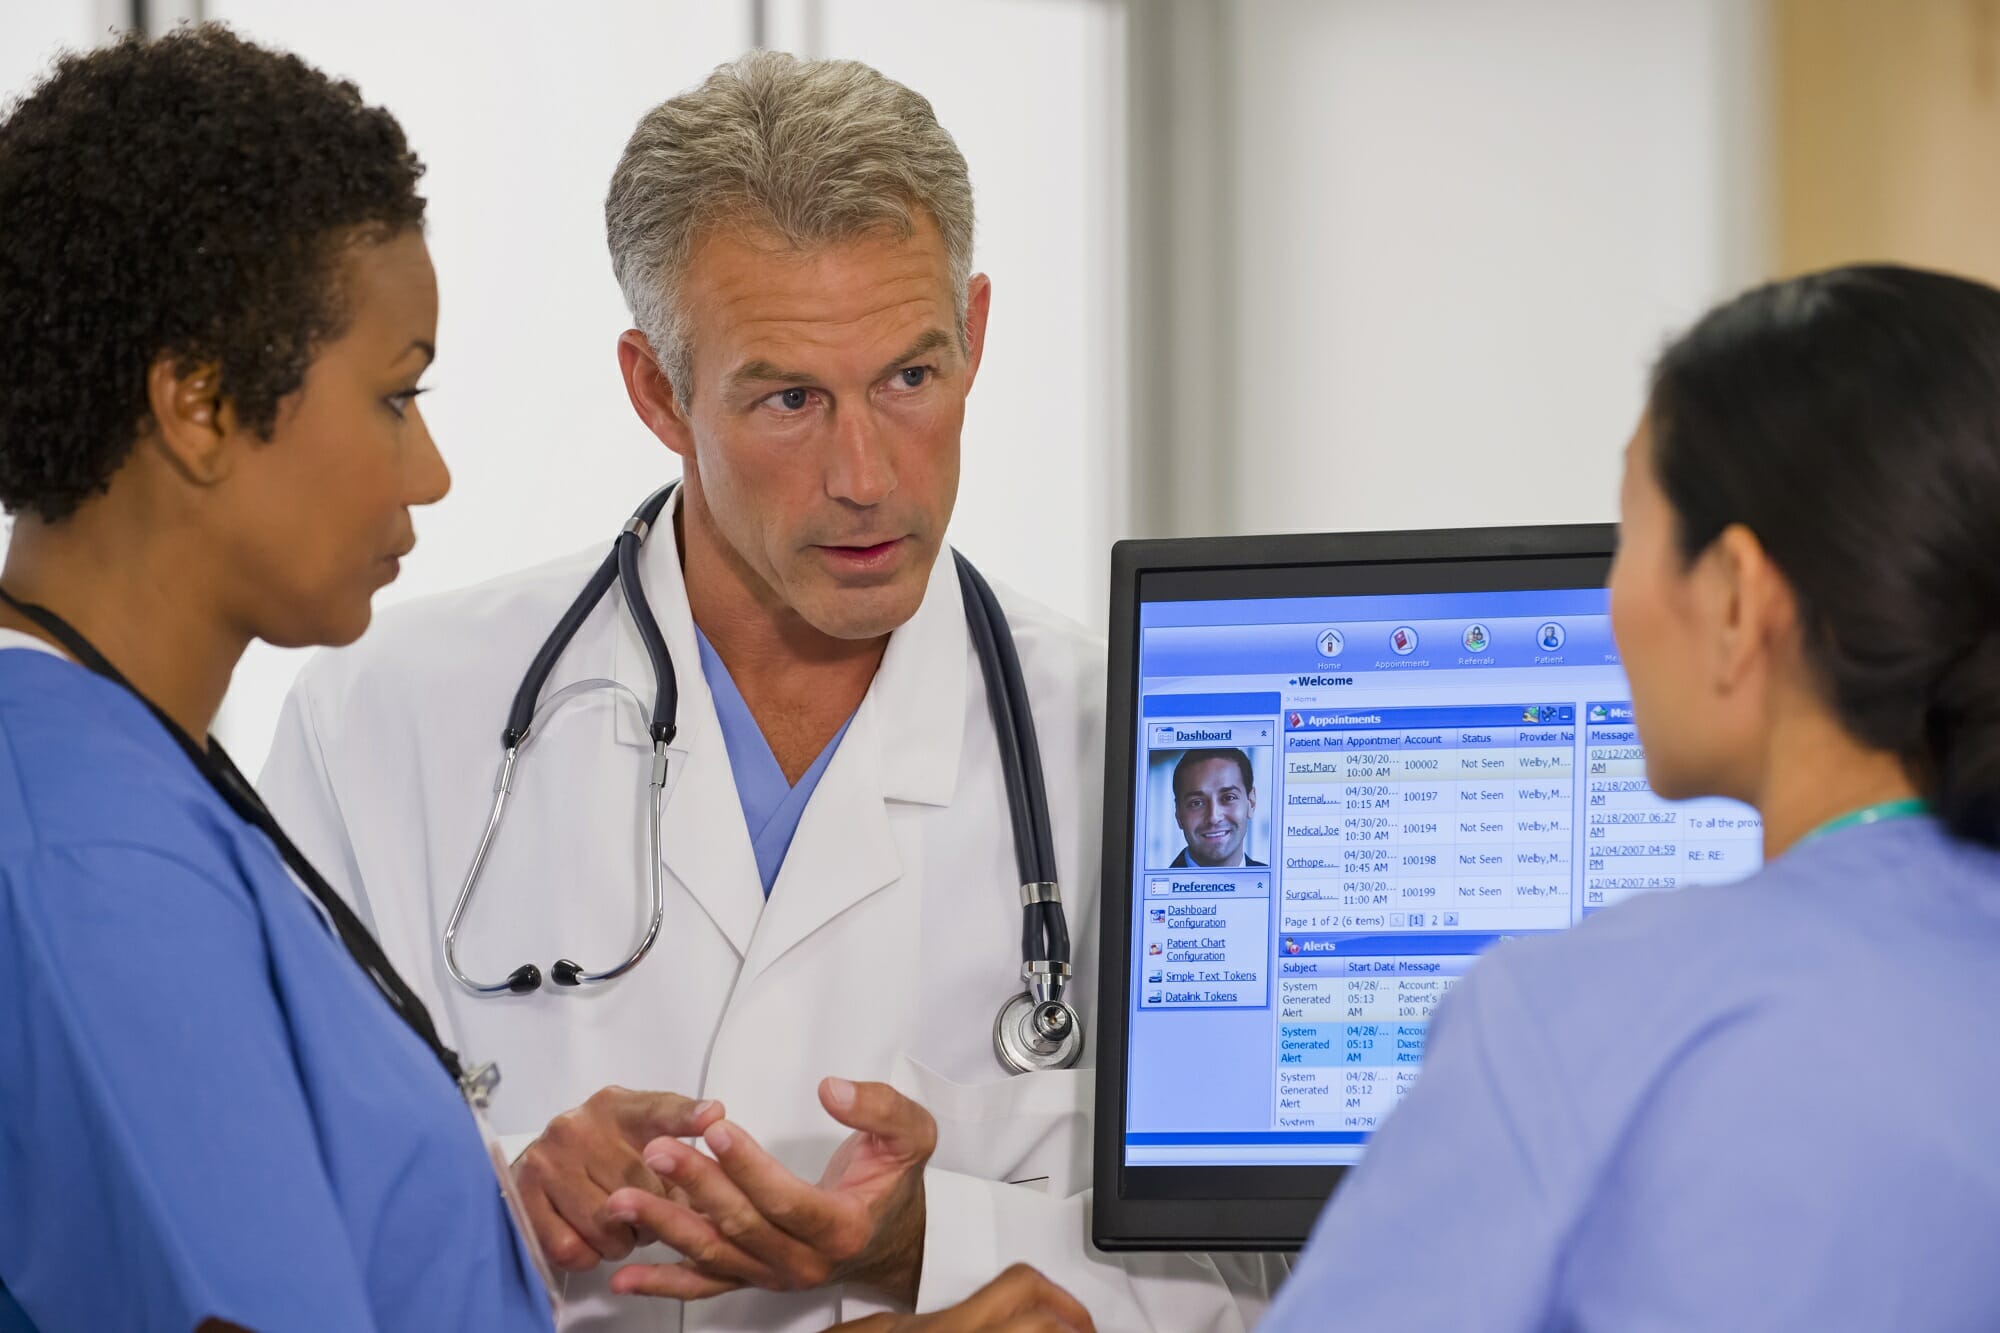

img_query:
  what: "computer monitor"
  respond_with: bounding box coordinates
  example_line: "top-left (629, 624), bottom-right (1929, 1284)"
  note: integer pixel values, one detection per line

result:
top-left (1091, 525), bottom-right (1764, 1251)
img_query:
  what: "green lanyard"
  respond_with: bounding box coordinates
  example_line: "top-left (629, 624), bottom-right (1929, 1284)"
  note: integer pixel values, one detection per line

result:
top-left (1799, 797), bottom-right (1932, 845)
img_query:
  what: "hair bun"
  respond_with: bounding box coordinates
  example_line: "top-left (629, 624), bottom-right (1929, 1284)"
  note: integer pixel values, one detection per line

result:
top-left (1927, 628), bottom-right (2000, 846)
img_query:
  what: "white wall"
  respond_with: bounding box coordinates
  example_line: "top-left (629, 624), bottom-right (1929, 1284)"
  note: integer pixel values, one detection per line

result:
top-left (0, 0), bottom-right (97, 98)
top-left (1219, 0), bottom-right (1768, 537)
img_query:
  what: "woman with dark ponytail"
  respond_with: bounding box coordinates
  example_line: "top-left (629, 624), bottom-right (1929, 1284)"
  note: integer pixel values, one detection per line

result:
top-left (1638, 265), bottom-right (2000, 851)
top-left (1263, 266), bottom-right (2000, 1332)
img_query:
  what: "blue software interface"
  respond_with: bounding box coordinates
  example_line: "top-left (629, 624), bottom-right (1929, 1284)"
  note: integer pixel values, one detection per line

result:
top-left (1123, 584), bottom-right (1764, 1167)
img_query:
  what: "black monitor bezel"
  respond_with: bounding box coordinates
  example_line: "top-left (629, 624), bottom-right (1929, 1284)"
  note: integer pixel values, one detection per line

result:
top-left (1092, 523), bottom-right (1619, 1252)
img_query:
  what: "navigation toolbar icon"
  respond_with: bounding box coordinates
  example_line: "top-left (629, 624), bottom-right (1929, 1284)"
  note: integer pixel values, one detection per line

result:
top-left (1462, 623), bottom-right (1491, 653)
top-left (1390, 626), bottom-right (1419, 655)
top-left (1316, 628), bottom-right (1345, 658)
top-left (1536, 621), bottom-right (1566, 651)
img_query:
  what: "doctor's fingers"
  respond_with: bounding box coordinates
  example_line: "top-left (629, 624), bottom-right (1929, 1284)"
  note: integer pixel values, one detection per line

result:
top-left (820, 1077), bottom-right (939, 1160)
top-left (609, 1259), bottom-right (742, 1303)
top-left (596, 1086), bottom-right (725, 1149)
top-left (516, 1143), bottom-right (658, 1265)
top-left (642, 1136), bottom-right (844, 1283)
top-left (667, 1121), bottom-right (879, 1261)
top-left (519, 1185), bottom-right (603, 1274)
top-left (603, 1187), bottom-right (795, 1290)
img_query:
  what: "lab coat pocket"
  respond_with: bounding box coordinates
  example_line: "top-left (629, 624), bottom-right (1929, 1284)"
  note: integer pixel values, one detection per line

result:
top-left (888, 1054), bottom-right (1094, 1198)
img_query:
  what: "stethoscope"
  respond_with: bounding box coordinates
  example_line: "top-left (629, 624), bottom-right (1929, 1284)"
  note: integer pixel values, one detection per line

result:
top-left (441, 482), bottom-right (1083, 1074)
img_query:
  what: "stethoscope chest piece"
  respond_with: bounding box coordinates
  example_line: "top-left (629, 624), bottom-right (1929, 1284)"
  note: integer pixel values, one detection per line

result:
top-left (993, 969), bottom-right (1084, 1073)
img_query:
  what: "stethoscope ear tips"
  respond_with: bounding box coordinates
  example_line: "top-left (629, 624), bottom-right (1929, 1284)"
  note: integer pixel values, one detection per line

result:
top-left (550, 959), bottom-right (584, 987)
top-left (505, 964), bottom-right (543, 995)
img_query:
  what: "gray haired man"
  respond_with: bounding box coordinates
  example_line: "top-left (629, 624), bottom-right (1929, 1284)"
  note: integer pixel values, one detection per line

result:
top-left (262, 51), bottom-right (1284, 1330)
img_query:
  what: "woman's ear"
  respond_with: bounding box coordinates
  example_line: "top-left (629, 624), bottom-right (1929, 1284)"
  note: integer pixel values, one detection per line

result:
top-left (143, 355), bottom-right (239, 486)
top-left (1700, 523), bottom-right (1798, 698)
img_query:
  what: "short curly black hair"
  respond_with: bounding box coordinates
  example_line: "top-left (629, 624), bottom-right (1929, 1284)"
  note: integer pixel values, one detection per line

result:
top-left (0, 24), bottom-right (426, 522)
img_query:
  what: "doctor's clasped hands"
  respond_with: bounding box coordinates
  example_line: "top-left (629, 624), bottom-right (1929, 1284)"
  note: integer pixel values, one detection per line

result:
top-left (604, 1077), bottom-right (938, 1305)
top-left (511, 1085), bottom-right (726, 1270)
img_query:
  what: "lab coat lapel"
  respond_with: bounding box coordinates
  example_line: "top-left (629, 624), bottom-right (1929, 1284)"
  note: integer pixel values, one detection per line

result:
top-left (736, 552), bottom-right (970, 985)
top-left (608, 493), bottom-right (765, 959)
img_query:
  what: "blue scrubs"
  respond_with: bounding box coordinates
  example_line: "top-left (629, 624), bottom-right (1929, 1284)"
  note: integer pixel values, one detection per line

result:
top-left (0, 648), bottom-right (551, 1332)
top-left (1266, 816), bottom-right (2000, 1331)
top-left (695, 628), bottom-right (852, 897)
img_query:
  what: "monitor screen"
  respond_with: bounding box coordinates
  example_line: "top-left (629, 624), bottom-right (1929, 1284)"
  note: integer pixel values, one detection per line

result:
top-left (1095, 527), bottom-right (1764, 1247)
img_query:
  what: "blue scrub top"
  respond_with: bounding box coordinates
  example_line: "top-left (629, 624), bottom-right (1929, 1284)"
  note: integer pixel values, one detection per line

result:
top-left (695, 627), bottom-right (852, 897)
top-left (1266, 815), bottom-right (2000, 1331)
top-left (0, 649), bottom-right (552, 1332)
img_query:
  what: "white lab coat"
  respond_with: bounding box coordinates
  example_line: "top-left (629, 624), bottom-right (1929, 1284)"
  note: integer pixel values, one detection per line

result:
top-left (260, 504), bottom-right (1284, 1332)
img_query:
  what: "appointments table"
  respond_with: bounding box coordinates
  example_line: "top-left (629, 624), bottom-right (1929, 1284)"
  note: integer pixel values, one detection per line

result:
top-left (1279, 704), bottom-right (1579, 937)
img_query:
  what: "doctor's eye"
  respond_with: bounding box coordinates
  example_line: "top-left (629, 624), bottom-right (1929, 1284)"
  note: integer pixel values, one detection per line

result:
top-left (762, 386), bottom-right (816, 413)
top-left (893, 366), bottom-right (933, 390)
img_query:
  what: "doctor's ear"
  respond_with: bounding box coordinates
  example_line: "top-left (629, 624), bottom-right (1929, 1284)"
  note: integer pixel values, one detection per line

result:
top-left (617, 330), bottom-right (695, 461)
top-left (961, 273), bottom-right (993, 389)
top-left (143, 354), bottom-right (238, 487)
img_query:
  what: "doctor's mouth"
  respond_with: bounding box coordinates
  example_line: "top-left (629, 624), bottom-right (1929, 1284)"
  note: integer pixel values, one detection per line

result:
top-left (814, 535), bottom-right (912, 577)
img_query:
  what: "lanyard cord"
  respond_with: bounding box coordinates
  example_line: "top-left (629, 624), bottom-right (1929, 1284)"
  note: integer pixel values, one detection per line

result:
top-left (0, 586), bottom-right (467, 1088)
top-left (1799, 797), bottom-right (1933, 845)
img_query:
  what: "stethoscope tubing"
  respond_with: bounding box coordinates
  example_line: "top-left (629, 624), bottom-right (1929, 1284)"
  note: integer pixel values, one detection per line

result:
top-left (444, 484), bottom-right (1081, 1071)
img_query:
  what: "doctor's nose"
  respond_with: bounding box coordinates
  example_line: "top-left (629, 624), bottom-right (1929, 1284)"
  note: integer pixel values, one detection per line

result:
top-left (824, 409), bottom-right (896, 507)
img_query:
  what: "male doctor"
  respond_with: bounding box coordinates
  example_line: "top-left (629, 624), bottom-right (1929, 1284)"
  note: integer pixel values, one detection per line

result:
top-left (261, 51), bottom-right (1281, 1332)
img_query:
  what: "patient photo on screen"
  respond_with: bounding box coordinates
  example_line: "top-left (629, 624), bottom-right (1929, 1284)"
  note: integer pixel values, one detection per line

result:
top-left (1146, 745), bottom-right (1273, 869)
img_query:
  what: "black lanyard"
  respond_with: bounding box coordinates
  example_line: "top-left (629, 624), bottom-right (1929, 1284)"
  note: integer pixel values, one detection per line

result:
top-left (0, 586), bottom-right (467, 1089)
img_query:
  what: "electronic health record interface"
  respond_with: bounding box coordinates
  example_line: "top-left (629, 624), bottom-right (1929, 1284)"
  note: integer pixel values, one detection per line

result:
top-left (1122, 586), bottom-right (1763, 1168)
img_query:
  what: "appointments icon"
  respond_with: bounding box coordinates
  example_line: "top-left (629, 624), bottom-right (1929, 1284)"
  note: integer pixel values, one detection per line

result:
top-left (1390, 626), bottom-right (1419, 655)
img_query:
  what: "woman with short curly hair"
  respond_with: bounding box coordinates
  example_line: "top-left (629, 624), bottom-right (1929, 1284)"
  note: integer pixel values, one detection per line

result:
top-left (0, 27), bottom-right (552, 1331)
